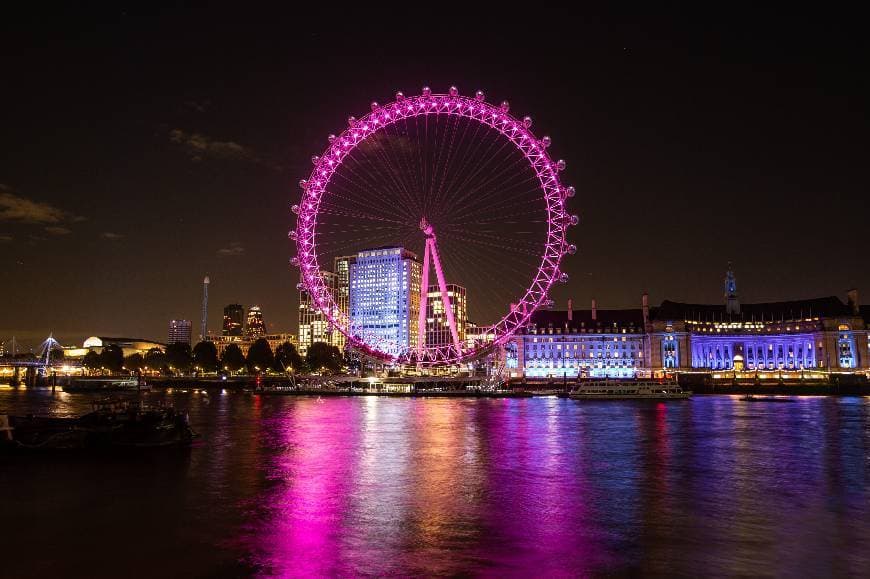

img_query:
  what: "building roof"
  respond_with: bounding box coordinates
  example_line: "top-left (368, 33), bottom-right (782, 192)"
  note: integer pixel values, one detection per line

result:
top-left (653, 296), bottom-right (853, 322)
top-left (528, 308), bottom-right (645, 329)
top-left (83, 336), bottom-right (167, 348)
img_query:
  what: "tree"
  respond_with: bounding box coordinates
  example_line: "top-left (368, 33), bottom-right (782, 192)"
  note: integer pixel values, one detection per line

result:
top-left (144, 347), bottom-right (167, 373)
top-left (165, 342), bottom-right (193, 373)
top-left (273, 341), bottom-right (303, 372)
top-left (192, 341), bottom-right (219, 372)
top-left (246, 338), bottom-right (274, 373)
top-left (99, 344), bottom-right (124, 373)
top-left (306, 341), bottom-right (343, 374)
top-left (221, 343), bottom-right (246, 373)
top-left (83, 350), bottom-right (101, 373)
top-left (124, 353), bottom-right (144, 372)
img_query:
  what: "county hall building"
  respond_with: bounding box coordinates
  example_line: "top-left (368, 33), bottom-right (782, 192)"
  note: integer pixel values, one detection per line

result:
top-left (507, 268), bottom-right (869, 379)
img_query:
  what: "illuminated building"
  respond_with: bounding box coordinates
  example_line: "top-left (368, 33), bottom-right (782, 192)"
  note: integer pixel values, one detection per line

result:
top-left (349, 247), bottom-right (421, 355)
top-left (263, 333), bottom-right (297, 353)
top-left (79, 336), bottom-right (166, 358)
top-left (208, 335), bottom-right (251, 357)
top-left (245, 305), bottom-right (266, 337)
top-left (208, 332), bottom-right (297, 359)
top-left (298, 271), bottom-right (343, 356)
top-left (508, 298), bottom-right (648, 379)
top-left (426, 284), bottom-right (466, 348)
top-left (168, 319), bottom-right (192, 345)
top-left (222, 304), bottom-right (244, 336)
top-left (507, 268), bottom-right (869, 379)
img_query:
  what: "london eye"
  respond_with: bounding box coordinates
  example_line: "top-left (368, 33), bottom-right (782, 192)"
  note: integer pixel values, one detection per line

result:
top-left (291, 86), bottom-right (577, 366)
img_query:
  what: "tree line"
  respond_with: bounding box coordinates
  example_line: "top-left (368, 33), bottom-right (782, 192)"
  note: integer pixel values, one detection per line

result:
top-left (82, 339), bottom-right (343, 375)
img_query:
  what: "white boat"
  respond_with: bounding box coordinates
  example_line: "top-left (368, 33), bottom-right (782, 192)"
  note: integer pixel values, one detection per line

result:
top-left (569, 380), bottom-right (691, 400)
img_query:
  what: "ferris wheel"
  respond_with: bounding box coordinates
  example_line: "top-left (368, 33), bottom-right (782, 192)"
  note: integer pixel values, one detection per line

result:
top-left (291, 86), bottom-right (577, 366)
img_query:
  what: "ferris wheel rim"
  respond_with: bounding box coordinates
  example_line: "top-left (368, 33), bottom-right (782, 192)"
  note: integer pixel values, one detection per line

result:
top-left (293, 88), bottom-right (573, 366)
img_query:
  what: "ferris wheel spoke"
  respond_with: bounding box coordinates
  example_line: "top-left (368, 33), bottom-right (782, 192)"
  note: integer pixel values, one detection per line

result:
top-left (327, 179), bottom-right (414, 224)
top-left (447, 153), bottom-right (539, 216)
top-left (373, 122), bottom-right (425, 218)
top-left (449, 183), bottom-right (547, 224)
top-left (436, 243), bottom-right (523, 321)
top-left (345, 136), bottom-right (420, 221)
top-left (329, 164), bottom-right (415, 223)
top-left (442, 135), bottom-right (517, 210)
top-left (432, 117), bottom-right (485, 214)
top-left (316, 204), bottom-right (409, 226)
top-left (430, 111), bottom-right (467, 214)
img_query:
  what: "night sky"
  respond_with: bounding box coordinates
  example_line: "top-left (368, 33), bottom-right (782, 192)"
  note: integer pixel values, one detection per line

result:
top-left (2, 7), bottom-right (867, 348)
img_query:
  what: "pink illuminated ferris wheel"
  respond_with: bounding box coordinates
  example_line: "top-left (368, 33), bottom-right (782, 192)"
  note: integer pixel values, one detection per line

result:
top-left (291, 86), bottom-right (577, 366)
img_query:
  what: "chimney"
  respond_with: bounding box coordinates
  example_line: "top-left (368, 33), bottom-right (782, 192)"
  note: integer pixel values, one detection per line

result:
top-left (847, 289), bottom-right (859, 315)
top-left (591, 298), bottom-right (597, 321)
top-left (642, 292), bottom-right (650, 326)
top-left (567, 298), bottom-right (573, 321)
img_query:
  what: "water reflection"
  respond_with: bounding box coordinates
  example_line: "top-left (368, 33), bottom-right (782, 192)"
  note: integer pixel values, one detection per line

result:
top-left (1, 390), bottom-right (869, 576)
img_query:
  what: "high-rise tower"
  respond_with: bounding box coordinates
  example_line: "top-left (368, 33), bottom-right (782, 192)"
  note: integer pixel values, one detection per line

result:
top-left (169, 319), bottom-right (192, 345)
top-left (245, 305), bottom-right (266, 337)
top-left (349, 246), bottom-right (421, 355)
top-left (200, 275), bottom-right (210, 341)
top-left (222, 304), bottom-right (244, 336)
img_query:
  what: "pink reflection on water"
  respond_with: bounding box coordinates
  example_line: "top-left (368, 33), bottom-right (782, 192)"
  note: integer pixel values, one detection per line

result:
top-left (248, 398), bottom-right (361, 576)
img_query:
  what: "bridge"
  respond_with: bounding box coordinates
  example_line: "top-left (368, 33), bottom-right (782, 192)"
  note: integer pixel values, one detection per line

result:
top-left (1, 335), bottom-right (74, 386)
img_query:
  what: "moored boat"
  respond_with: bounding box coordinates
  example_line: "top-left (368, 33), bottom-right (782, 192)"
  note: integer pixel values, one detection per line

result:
top-left (1, 398), bottom-right (195, 451)
top-left (64, 377), bottom-right (150, 393)
top-left (569, 380), bottom-right (691, 400)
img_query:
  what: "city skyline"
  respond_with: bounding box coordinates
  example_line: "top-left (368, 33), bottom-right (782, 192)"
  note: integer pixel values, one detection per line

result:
top-left (2, 8), bottom-right (868, 348)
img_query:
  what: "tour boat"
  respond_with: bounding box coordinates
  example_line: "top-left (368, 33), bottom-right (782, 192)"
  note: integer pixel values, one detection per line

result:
top-left (569, 380), bottom-right (691, 400)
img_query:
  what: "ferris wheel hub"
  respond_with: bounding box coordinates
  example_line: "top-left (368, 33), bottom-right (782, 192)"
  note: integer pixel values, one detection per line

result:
top-left (419, 216), bottom-right (434, 237)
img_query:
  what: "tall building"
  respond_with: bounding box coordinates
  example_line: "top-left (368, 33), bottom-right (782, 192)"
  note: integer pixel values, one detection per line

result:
top-left (200, 275), bottom-right (210, 341)
top-left (168, 320), bottom-right (192, 345)
top-left (426, 284), bottom-right (467, 348)
top-left (298, 271), bottom-right (342, 356)
top-left (222, 304), bottom-right (244, 336)
top-left (246, 305), bottom-right (266, 337)
top-left (349, 247), bottom-right (421, 356)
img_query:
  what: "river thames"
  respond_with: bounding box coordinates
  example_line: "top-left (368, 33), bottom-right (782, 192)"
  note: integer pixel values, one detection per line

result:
top-left (1, 388), bottom-right (869, 577)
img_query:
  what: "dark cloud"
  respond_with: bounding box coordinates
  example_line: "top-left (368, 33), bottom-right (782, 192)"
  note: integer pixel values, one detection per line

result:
top-left (169, 129), bottom-right (254, 162)
top-left (184, 99), bottom-right (211, 113)
top-left (0, 185), bottom-right (80, 224)
top-left (216, 241), bottom-right (245, 257)
top-left (44, 226), bottom-right (72, 235)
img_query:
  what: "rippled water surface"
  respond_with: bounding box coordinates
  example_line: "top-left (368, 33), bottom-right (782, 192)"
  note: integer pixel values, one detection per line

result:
top-left (1, 387), bottom-right (869, 577)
